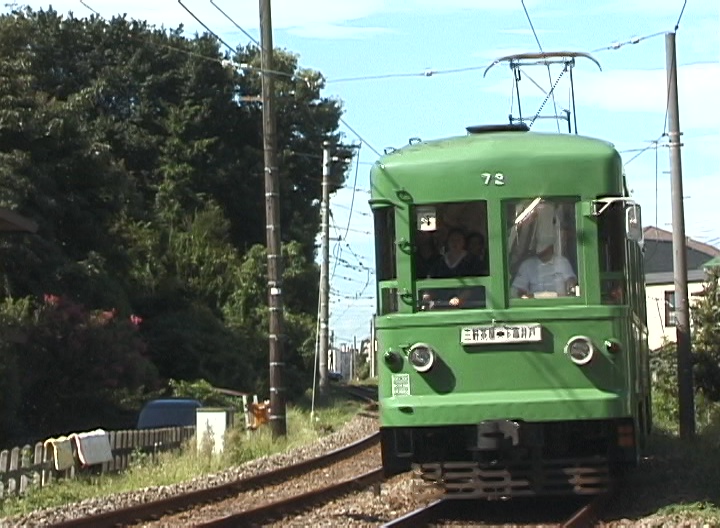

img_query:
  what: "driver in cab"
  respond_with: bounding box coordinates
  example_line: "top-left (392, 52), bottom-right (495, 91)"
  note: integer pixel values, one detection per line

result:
top-left (511, 234), bottom-right (577, 298)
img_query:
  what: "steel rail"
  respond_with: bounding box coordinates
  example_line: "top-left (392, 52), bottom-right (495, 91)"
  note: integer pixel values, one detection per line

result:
top-left (47, 431), bottom-right (380, 528)
top-left (194, 467), bottom-right (384, 527)
top-left (343, 385), bottom-right (379, 410)
top-left (380, 499), bottom-right (449, 527)
top-left (562, 485), bottom-right (617, 528)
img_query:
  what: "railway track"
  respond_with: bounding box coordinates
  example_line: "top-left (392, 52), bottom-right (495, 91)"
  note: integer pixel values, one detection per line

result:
top-left (47, 431), bottom-right (380, 528)
top-left (193, 467), bottom-right (384, 527)
top-left (380, 486), bottom-right (617, 527)
top-left (342, 384), bottom-right (379, 417)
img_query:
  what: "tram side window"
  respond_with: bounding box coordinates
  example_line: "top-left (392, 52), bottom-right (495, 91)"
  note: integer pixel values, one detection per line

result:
top-left (598, 199), bottom-right (626, 304)
top-left (414, 201), bottom-right (489, 279)
top-left (373, 207), bottom-right (396, 281)
top-left (507, 198), bottom-right (579, 299)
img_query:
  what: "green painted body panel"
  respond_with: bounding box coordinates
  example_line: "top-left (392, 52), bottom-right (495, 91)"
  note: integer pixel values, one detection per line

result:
top-left (377, 308), bottom-right (634, 427)
top-left (371, 131), bottom-right (622, 205)
top-left (370, 129), bottom-right (649, 431)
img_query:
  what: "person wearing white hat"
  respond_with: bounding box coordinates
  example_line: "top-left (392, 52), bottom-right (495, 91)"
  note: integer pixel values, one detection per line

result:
top-left (511, 233), bottom-right (577, 298)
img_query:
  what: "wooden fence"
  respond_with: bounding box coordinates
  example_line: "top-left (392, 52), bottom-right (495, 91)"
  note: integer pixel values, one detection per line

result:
top-left (0, 426), bottom-right (195, 498)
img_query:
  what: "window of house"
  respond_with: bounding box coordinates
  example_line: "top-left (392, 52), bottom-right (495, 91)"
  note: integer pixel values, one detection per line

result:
top-left (665, 291), bottom-right (676, 327)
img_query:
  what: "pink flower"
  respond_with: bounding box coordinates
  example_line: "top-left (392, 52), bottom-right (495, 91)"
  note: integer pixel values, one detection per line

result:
top-left (130, 314), bottom-right (143, 326)
top-left (43, 294), bottom-right (60, 305)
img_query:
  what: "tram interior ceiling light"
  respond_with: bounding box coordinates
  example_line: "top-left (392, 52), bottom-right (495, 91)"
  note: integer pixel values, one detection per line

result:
top-left (408, 343), bottom-right (436, 372)
top-left (564, 336), bottom-right (595, 365)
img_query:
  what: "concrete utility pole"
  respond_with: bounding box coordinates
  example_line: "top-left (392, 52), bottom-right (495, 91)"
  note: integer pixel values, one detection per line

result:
top-left (370, 318), bottom-right (376, 378)
top-left (666, 31), bottom-right (695, 440)
top-left (259, 0), bottom-right (286, 438)
top-left (318, 142), bottom-right (332, 398)
top-left (352, 335), bottom-right (357, 381)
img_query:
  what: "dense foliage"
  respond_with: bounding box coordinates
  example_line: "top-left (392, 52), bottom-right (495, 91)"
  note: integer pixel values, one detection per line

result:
top-left (0, 8), bottom-right (351, 444)
top-left (650, 266), bottom-right (720, 428)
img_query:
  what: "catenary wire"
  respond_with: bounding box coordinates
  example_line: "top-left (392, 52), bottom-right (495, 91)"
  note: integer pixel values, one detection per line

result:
top-left (521, 0), bottom-right (560, 133)
top-left (177, 0), bottom-right (237, 53)
top-left (209, 0), bottom-right (260, 46)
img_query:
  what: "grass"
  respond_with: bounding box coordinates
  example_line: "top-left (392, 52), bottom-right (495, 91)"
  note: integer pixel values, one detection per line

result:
top-left (352, 376), bottom-right (379, 387)
top-left (603, 388), bottom-right (720, 525)
top-left (0, 385), bottom-right (369, 519)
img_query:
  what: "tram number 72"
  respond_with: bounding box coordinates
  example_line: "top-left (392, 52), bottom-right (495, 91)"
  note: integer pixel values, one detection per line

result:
top-left (482, 172), bottom-right (505, 186)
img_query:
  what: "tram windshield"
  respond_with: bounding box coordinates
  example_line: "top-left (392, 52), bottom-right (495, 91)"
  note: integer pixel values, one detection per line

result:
top-left (414, 200), bottom-right (488, 310)
top-left (507, 197), bottom-right (580, 299)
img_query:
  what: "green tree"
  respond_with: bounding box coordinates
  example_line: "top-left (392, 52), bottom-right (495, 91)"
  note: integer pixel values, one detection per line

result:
top-left (0, 8), bottom-right (349, 440)
top-left (691, 266), bottom-right (720, 400)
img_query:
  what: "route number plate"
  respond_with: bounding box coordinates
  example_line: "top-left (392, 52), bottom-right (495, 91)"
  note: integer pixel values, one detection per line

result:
top-left (461, 323), bottom-right (542, 345)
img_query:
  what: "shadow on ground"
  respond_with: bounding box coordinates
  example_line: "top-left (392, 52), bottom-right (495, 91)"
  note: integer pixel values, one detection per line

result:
top-left (602, 430), bottom-right (720, 524)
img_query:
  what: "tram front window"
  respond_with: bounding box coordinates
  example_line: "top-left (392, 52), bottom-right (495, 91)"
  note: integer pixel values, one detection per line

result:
top-left (414, 200), bottom-right (488, 310)
top-left (507, 197), bottom-right (580, 299)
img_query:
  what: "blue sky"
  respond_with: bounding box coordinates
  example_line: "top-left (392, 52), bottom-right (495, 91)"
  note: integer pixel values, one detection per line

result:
top-left (7, 1), bottom-right (719, 346)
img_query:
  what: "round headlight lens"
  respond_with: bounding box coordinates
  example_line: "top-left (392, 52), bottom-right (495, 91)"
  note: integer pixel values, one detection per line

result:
top-left (565, 336), bottom-right (595, 365)
top-left (408, 343), bottom-right (435, 372)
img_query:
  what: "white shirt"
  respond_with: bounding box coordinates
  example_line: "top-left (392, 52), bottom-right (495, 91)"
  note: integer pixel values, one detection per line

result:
top-left (512, 255), bottom-right (576, 297)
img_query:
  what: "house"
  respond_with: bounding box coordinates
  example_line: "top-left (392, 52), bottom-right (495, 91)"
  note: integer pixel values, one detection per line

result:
top-left (643, 226), bottom-right (720, 350)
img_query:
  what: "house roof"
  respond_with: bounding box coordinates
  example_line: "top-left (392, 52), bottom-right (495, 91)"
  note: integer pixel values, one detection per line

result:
top-left (643, 226), bottom-right (720, 275)
top-left (704, 255), bottom-right (720, 268)
top-left (646, 269), bottom-right (708, 285)
top-left (644, 226), bottom-right (720, 257)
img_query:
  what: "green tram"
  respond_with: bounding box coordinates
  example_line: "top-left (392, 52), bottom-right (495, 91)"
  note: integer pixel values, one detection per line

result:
top-left (370, 123), bottom-right (651, 499)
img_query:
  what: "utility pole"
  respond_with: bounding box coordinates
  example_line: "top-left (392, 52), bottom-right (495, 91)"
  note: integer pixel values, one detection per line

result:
top-left (666, 31), bottom-right (695, 440)
top-left (352, 335), bottom-right (357, 381)
top-left (318, 141), bottom-right (332, 398)
top-left (259, 0), bottom-right (286, 438)
top-left (370, 318), bottom-right (376, 378)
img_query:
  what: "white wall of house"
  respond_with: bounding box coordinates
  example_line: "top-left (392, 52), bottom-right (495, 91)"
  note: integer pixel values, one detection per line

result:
top-left (646, 281), bottom-right (706, 350)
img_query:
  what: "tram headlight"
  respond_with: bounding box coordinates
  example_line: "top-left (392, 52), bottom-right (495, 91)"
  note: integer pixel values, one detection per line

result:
top-left (564, 336), bottom-right (595, 366)
top-left (407, 343), bottom-right (436, 373)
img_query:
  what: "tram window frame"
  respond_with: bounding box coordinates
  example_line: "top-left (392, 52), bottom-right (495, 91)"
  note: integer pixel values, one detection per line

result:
top-left (412, 200), bottom-right (489, 311)
top-left (373, 206), bottom-right (397, 281)
top-left (506, 197), bottom-right (580, 300)
top-left (597, 198), bottom-right (627, 305)
top-left (412, 200), bottom-right (489, 280)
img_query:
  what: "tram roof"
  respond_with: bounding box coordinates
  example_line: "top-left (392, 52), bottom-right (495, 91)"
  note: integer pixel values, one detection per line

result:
top-left (374, 129), bottom-right (619, 168)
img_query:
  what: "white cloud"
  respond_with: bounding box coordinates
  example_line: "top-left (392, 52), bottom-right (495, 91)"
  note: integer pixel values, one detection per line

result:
top-left (27, 0), bottom-right (390, 39)
top-left (578, 63), bottom-right (719, 118)
top-left (471, 47), bottom-right (532, 61)
top-left (481, 61), bottom-right (720, 131)
top-left (497, 28), bottom-right (561, 36)
top-left (32, 0), bottom-right (533, 42)
top-left (589, 0), bottom-right (717, 16)
top-left (287, 24), bottom-right (393, 39)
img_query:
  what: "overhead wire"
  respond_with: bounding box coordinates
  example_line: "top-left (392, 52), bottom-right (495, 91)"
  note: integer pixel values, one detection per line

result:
top-left (521, 0), bottom-right (560, 133)
top-left (663, 0), bottom-right (688, 136)
top-left (208, 0), bottom-right (260, 47)
top-left (177, 0), bottom-right (237, 54)
top-left (79, 0), bottom-right (380, 339)
top-left (623, 135), bottom-right (664, 166)
top-left (79, 0), bottom-right (100, 16)
top-left (332, 144), bottom-right (363, 280)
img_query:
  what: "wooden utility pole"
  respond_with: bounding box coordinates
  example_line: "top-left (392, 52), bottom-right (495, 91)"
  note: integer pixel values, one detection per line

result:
top-left (666, 31), bottom-right (695, 439)
top-left (318, 141), bottom-right (332, 398)
top-left (259, 0), bottom-right (286, 438)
